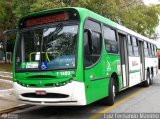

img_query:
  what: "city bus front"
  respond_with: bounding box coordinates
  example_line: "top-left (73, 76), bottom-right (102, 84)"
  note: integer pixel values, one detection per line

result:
top-left (13, 8), bottom-right (86, 105)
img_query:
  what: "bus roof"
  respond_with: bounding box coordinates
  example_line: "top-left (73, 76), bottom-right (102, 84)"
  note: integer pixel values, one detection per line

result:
top-left (19, 7), bottom-right (157, 46)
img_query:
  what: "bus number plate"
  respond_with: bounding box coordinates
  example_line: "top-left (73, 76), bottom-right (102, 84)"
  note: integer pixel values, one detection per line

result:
top-left (35, 90), bottom-right (47, 95)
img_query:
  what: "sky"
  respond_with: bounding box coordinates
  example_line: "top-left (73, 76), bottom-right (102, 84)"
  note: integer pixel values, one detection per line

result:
top-left (143, 0), bottom-right (160, 47)
top-left (143, 0), bottom-right (160, 5)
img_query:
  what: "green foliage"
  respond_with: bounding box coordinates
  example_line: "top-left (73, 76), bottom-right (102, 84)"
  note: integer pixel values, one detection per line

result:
top-left (30, 0), bottom-right (79, 11)
top-left (30, 0), bottom-right (63, 12)
top-left (0, 0), bottom-right (34, 39)
top-left (74, 0), bottom-right (160, 37)
top-left (0, 1), bottom-right (14, 38)
top-left (12, 0), bottom-right (33, 19)
top-left (0, 1), bottom-right (13, 28)
top-left (0, 0), bottom-right (160, 40)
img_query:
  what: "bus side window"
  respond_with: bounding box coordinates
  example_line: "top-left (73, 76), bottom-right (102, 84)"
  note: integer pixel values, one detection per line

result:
top-left (148, 43), bottom-right (152, 57)
top-left (128, 35), bottom-right (134, 56)
top-left (144, 41), bottom-right (149, 57)
top-left (150, 44), bottom-right (154, 57)
top-left (147, 42), bottom-right (150, 57)
top-left (132, 36), bottom-right (139, 56)
top-left (152, 44), bottom-right (155, 57)
top-left (103, 26), bottom-right (118, 54)
top-left (154, 45), bottom-right (157, 57)
top-left (83, 19), bottom-right (102, 67)
top-left (153, 45), bottom-right (156, 57)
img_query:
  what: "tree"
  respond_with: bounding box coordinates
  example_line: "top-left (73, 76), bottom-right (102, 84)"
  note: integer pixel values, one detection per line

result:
top-left (74, 0), bottom-right (160, 37)
top-left (12, 0), bottom-right (35, 19)
top-left (0, 0), bottom-right (34, 40)
top-left (117, 0), bottom-right (160, 37)
top-left (30, 0), bottom-right (66, 12)
top-left (0, 0), bottom-right (15, 39)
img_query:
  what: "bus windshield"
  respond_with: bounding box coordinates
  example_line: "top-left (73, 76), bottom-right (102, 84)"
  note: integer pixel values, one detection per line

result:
top-left (16, 23), bottom-right (78, 71)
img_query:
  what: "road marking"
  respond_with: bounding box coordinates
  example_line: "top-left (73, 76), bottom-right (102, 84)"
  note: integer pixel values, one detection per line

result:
top-left (90, 88), bottom-right (145, 119)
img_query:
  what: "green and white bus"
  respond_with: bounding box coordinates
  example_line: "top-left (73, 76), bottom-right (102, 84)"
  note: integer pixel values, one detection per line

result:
top-left (13, 7), bottom-right (158, 106)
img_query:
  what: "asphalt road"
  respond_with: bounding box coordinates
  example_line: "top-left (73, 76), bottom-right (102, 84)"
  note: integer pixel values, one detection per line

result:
top-left (8, 73), bottom-right (160, 119)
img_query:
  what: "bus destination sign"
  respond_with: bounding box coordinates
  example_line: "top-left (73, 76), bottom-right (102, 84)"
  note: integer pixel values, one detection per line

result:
top-left (26, 13), bottom-right (69, 27)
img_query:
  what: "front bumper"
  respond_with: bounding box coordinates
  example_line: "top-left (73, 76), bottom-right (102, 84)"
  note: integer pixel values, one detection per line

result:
top-left (13, 81), bottom-right (86, 106)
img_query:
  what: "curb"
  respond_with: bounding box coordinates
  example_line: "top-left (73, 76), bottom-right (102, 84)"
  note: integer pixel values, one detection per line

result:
top-left (0, 104), bottom-right (32, 114)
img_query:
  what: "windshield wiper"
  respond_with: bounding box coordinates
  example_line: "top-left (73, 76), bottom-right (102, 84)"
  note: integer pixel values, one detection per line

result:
top-left (43, 23), bottom-right (63, 50)
top-left (47, 23), bottom-right (63, 42)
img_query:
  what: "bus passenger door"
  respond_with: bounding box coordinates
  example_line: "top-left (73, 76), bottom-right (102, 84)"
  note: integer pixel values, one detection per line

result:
top-left (83, 20), bottom-right (106, 103)
top-left (118, 33), bottom-right (129, 88)
top-left (139, 41), bottom-right (145, 81)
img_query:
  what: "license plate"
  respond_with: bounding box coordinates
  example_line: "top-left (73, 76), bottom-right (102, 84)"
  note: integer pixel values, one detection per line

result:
top-left (35, 90), bottom-right (47, 95)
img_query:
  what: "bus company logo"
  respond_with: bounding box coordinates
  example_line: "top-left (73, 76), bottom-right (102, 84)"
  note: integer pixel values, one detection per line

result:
top-left (132, 61), bottom-right (138, 67)
top-left (107, 61), bottom-right (111, 71)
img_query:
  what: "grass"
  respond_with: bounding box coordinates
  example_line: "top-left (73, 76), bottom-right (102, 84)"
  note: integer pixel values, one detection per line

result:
top-left (0, 63), bottom-right (12, 72)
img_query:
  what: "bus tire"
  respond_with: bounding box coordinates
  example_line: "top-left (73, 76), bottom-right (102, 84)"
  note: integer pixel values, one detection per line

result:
top-left (142, 71), bottom-right (150, 87)
top-left (150, 73), bottom-right (153, 85)
top-left (105, 78), bottom-right (116, 106)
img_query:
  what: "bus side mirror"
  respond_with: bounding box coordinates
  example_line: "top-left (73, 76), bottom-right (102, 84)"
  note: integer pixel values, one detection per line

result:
top-left (2, 37), bottom-right (7, 51)
top-left (2, 29), bottom-right (17, 51)
top-left (84, 29), bottom-right (93, 55)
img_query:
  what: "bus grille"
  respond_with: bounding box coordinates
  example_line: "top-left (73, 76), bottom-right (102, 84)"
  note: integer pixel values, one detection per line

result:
top-left (21, 93), bottom-right (69, 98)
